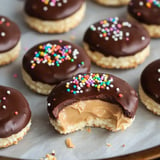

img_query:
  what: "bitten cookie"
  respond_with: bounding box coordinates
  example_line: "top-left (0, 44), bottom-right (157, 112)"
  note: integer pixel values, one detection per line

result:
top-left (139, 59), bottom-right (160, 115)
top-left (47, 73), bottom-right (138, 134)
top-left (0, 85), bottom-right (31, 148)
top-left (94, 0), bottom-right (130, 6)
top-left (128, 0), bottom-right (160, 38)
top-left (83, 17), bottom-right (150, 69)
top-left (22, 40), bottom-right (91, 95)
top-left (0, 16), bottom-right (21, 66)
top-left (24, 0), bottom-right (86, 33)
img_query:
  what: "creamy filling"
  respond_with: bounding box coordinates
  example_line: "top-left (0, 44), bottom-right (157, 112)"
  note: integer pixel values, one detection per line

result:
top-left (57, 100), bottom-right (132, 132)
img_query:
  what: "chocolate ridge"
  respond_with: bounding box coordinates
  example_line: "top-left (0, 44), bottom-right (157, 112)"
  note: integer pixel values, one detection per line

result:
top-left (83, 17), bottom-right (150, 57)
top-left (141, 59), bottom-right (160, 104)
top-left (22, 40), bottom-right (91, 85)
top-left (0, 85), bottom-right (31, 138)
top-left (47, 73), bottom-right (138, 119)
top-left (0, 15), bottom-right (20, 53)
top-left (128, 0), bottom-right (160, 25)
top-left (24, 0), bottom-right (84, 20)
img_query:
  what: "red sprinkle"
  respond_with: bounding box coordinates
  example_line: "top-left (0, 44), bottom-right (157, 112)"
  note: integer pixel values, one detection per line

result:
top-left (118, 93), bottom-right (123, 98)
top-left (14, 111), bottom-right (19, 115)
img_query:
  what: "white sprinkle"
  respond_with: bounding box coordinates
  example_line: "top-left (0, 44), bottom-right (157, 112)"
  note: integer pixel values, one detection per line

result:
top-left (158, 68), bottom-right (160, 73)
top-left (116, 88), bottom-right (120, 92)
top-left (58, 2), bottom-right (62, 7)
top-left (126, 32), bottom-right (130, 37)
top-left (2, 105), bottom-right (6, 109)
top-left (158, 78), bottom-right (160, 82)
top-left (141, 36), bottom-right (145, 41)
top-left (7, 90), bottom-right (11, 95)
top-left (139, 1), bottom-right (144, 6)
top-left (1, 18), bottom-right (5, 22)
top-left (1, 32), bottom-right (6, 37)
top-left (48, 103), bottom-right (51, 107)
top-left (43, 6), bottom-right (48, 11)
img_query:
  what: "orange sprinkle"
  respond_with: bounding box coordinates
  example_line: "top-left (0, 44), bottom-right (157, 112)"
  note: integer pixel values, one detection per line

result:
top-left (65, 138), bottom-right (75, 148)
top-left (106, 143), bottom-right (112, 147)
top-left (86, 127), bottom-right (91, 133)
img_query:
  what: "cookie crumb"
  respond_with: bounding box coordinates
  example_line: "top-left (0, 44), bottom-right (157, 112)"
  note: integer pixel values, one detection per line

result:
top-left (65, 138), bottom-right (75, 148)
top-left (40, 150), bottom-right (56, 160)
top-left (106, 143), bottom-right (112, 147)
top-left (86, 127), bottom-right (91, 133)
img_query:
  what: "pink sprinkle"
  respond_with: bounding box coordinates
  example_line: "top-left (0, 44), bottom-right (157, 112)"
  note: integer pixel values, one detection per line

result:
top-left (122, 144), bottom-right (126, 147)
top-left (13, 74), bottom-right (18, 78)
top-left (117, 24), bottom-right (122, 28)
top-left (126, 38), bottom-right (129, 41)
top-left (2, 97), bottom-right (6, 100)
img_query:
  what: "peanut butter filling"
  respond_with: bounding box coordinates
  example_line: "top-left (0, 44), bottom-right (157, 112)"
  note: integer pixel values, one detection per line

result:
top-left (57, 100), bottom-right (133, 132)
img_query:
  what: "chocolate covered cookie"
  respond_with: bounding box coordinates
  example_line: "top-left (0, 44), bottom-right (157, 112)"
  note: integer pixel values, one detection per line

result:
top-left (128, 0), bottom-right (160, 38)
top-left (0, 16), bottom-right (21, 66)
top-left (139, 59), bottom-right (160, 115)
top-left (0, 85), bottom-right (31, 148)
top-left (47, 73), bottom-right (138, 134)
top-left (22, 40), bottom-right (91, 95)
top-left (83, 17), bottom-right (150, 69)
top-left (24, 0), bottom-right (86, 33)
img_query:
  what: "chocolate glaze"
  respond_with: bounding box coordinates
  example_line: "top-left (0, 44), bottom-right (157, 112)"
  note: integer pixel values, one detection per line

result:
top-left (141, 59), bottom-right (160, 104)
top-left (23, 40), bottom-right (91, 85)
top-left (0, 16), bottom-right (20, 53)
top-left (47, 73), bottom-right (138, 119)
top-left (24, 0), bottom-right (84, 20)
top-left (0, 85), bottom-right (31, 138)
top-left (84, 17), bottom-right (150, 57)
top-left (128, 0), bottom-right (160, 25)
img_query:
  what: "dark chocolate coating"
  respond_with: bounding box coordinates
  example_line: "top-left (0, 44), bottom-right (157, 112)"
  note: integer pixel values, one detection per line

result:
top-left (141, 59), bottom-right (160, 104)
top-left (48, 73), bottom-right (138, 119)
top-left (84, 17), bottom-right (150, 57)
top-left (24, 0), bottom-right (84, 20)
top-left (0, 85), bottom-right (31, 138)
top-left (128, 0), bottom-right (160, 25)
top-left (0, 16), bottom-right (20, 53)
top-left (23, 40), bottom-right (91, 85)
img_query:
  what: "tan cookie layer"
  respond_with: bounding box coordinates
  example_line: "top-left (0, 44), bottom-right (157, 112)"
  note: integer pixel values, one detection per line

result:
top-left (0, 120), bottom-right (31, 148)
top-left (24, 2), bottom-right (86, 33)
top-left (128, 14), bottom-right (160, 38)
top-left (0, 41), bottom-right (20, 66)
top-left (83, 42), bottom-right (150, 69)
top-left (21, 68), bottom-right (55, 95)
top-left (94, 0), bottom-right (130, 6)
top-left (49, 100), bottom-right (134, 134)
top-left (139, 84), bottom-right (160, 115)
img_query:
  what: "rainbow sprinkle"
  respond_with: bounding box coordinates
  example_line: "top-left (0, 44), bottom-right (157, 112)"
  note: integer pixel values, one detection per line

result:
top-left (90, 17), bottom-right (132, 41)
top-left (65, 73), bottom-right (114, 95)
top-left (138, 0), bottom-right (160, 8)
top-left (0, 17), bottom-right (10, 38)
top-left (30, 42), bottom-right (79, 69)
top-left (41, 0), bottom-right (68, 10)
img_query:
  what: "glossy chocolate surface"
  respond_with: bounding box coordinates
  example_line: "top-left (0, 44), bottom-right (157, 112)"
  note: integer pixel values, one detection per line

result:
top-left (48, 73), bottom-right (138, 119)
top-left (84, 17), bottom-right (150, 57)
top-left (141, 59), bottom-right (160, 104)
top-left (0, 16), bottom-right (20, 53)
top-left (0, 85), bottom-right (31, 138)
top-left (23, 40), bottom-right (91, 85)
top-left (128, 0), bottom-right (160, 25)
top-left (24, 0), bottom-right (84, 20)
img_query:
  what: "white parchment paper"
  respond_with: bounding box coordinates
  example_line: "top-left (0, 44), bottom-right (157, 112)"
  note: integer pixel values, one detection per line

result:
top-left (0, 0), bottom-right (160, 159)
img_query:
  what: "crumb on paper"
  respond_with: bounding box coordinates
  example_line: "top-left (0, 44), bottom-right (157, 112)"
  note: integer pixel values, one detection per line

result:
top-left (106, 143), bottom-right (112, 147)
top-left (40, 150), bottom-right (56, 160)
top-left (70, 35), bottom-right (76, 41)
top-left (86, 127), bottom-right (91, 133)
top-left (122, 144), bottom-right (126, 147)
top-left (65, 138), bottom-right (75, 148)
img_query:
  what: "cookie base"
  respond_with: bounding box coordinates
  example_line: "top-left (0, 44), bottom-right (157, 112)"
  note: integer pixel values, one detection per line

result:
top-left (0, 41), bottom-right (20, 66)
top-left (0, 120), bottom-right (31, 148)
top-left (83, 42), bottom-right (150, 69)
top-left (139, 84), bottom-right (160, 115)
top-left (94, 0), bottom-right (130, 6)
top-left (24, 2), bottom-right (86, 33)
top-left (128, 14), bottom-right (160, 38)
top-left (21, 68), bottom-right (55, 95)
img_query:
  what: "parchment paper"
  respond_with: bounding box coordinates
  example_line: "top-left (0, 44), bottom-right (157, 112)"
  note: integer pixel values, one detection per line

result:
top-left (0, 0), bottom-right (160, 159)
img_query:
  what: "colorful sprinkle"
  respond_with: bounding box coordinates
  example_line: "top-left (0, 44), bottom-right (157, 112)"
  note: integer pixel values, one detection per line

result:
top-left (2, 105), bottom-right (6, 109)
top-left (7, 90), bottom-right (11, 95)
top-left (41, 0), bottom-right (68, 8)
top-left (14, 111), bottom-right (19, 115)
top-left (30, 42), bottom-right (79, 69)
top-left (65, 73), bottom-right (114, 94)
top-left (138, 0), bottom-right (160, 8)
top-left (90, 17), bottom-right (132, 42)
